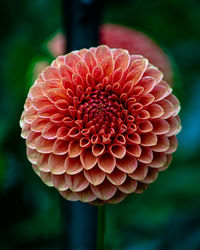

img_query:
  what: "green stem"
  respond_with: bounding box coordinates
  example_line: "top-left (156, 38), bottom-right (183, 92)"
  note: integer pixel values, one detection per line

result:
top-left (97, 205), bottom-right (105, 250)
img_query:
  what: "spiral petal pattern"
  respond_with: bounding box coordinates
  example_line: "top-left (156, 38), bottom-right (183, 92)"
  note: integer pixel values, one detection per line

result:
top-left (20, 45), bottom-right (181, 205)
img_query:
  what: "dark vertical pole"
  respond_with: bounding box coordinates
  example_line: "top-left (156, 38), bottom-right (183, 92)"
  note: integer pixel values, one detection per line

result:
top-left (62, 0), bottom-right (102, 51)
top-left (61, 200), bottom-right (99, 250)
top-left (61, 1), bottom-right (102, 250)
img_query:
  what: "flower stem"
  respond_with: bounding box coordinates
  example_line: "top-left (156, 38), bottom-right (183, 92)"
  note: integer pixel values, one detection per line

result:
top-left (97, 205), bottom-right (106, 250)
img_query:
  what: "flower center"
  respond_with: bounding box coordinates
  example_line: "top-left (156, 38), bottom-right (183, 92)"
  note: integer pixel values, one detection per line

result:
top-left (77, 88), bottom-right (127, 138)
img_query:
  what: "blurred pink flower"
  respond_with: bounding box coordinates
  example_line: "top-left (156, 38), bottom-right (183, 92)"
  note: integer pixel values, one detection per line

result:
top-left (47, 24), bottom-right (172, 83)
top-left (20, 45), bottom-right (181, 205)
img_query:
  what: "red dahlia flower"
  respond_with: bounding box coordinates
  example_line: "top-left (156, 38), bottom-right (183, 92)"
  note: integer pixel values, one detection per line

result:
top-left (20, 45), bottom-right (181, 205)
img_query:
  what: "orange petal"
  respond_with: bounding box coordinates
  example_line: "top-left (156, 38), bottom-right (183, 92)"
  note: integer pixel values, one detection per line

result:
top-left (42, 122), bottom-right (59, 139)
top-left (59, 64), bottom-right (73, 80)
top-left (106, 191), bottom-right (127, 204)
top-left (74, 49), bottom-right (88, 58)
top-left (142, 168), bottom-right (158, 184)
top-left (98, 152), bottom-right (116, 174)
top-left (68, 127), bottom-right (81, 138)
top-left (131, 86), bottom-right (144, 96)
top-left (64, 52), bottom-right (81, 70)
top-left (101, 56), bottom-right (114, 76)
top-left (65, 172), bottom-right (89, 192)
top-left (144, 67), bottom-right (163, 83)
top-left (149, 152), bottom-right (167, 168)
top-left (115, 52), bottom-right (130, 71)
top-left (114, 134), bottom-right (126, 144)
top-left (50, 113), bottom-right (65, 124)
top-left (151, 135), bottom-right (170, 152)
top-left (76, 61), bottom-right (89, 79)
top-left (65, 156), bottom-right (83, 175)
top-left (31, 117), bottom-right (49, 132)
top-left (147, 104), bottom-right (164, 118)
top-left (80, 148), bottom-right (98, 170)
top-left (126, 133), bottom-right (141, 144)
top-left (52, 139), bottom-right (69, 155)
top-left (24, 107), bottom-right (38, 124)
top-left (76, 187), bottom-right (97, 202)
top-left (48, 154), bottom-right (66, 175)
top-left (32, 95), bottom-right (51, 110)
top-left (141, 132), bottom-right (157, 146)
top-left (29, 84), bottom-right (43, 99)
top-left (109, 144), bottom-right (126, 159)
top-left (52, 55), bottom-right (65, 67)
top-left (84, 51), bottom-right (97, 72)
top-left (126, 144), bottom-right (141, 157)
top-left (72, 73), bottom-right (84, 86)
top-left (138, 147), bottom-right (153, 164)
top-left (129, 163), bottom-right (148, 180)
top-left (80, 137), bottom-right (91, 148)
top-left (106, 168), bottom-right (126, 186)
top-left (92, 143), bottom-right (105, 157)
top-left (159, 154), bottom-right (172, 171)
top-left (32, 164), bottom-right (40, 176)
top-left (54, 99), bottom-right (69, 111)
top-left (60, 190), bottom-right (78, 201)
top-left (158, 99), bottom-right (175, 119)
top-left (91, 179), bottom-right (117, 200)
top-left (46, 88), bottom-right (66, 103)
top-left (137, 110), bottom-right (150, 120)
top-left (84, 166), bottom-right (105, 185)
top-left (151, 84), bottom-right (169, 101)
top-left (116, 154), bottom-right (137, 173)
top-left (137, 121), bottom-right (153, 133)
top-left (166, 136), bottom-right (178, 154)
top-left (159, 81), bottom-right (172, 95)
top-left (79, 48), bottom-right (90, 58)
top-left (152, 119), bottom-right (170, 135)
top-left (134, 182), bottom-right (148, 194)
top-left (36, 136), bottom-right (55, 153)
top-left (138, 76), bottom-right (156, 93)
top-left (91, 134), bottom-right (101, 144)
top-left (40, 171), bottom-right (53, 186)
top-left (56, 127), bottom-right (70, 140)
top-left (63, 117), bottom-right (74, 127)
top-left (111, 68), bottom-right (123, 83)
top-left (96, 45), bottom-right (112, 62)
top-left (39, 105), bottom-right (58, 118)
top-left (166, 94), bottom-right (180, 115)
top-left (27, 147), bottom-right (38, 164)
top-left (139, 93), bottom-right (155, 106)
top-left (166, 116), bottom-right (182, 136)
top-left (52, 174), bottom-right (69, 191)
top-left (19, 111), bottom-right (25, 128)
top-left (92, 64), bottom-right (104, 81)
top-left (126, 59), bottom-right (148, 83)
top-left (68, 140), bottom-right (82, 158)
top-left (41, 80), bottom-right (60, 96)
top-left (37, 153), bottom-right (50, 172)
top-left (42, 66), bottom-right (59, 80)
top-left (122, 81), bottom-right (136, 94)
top-left (26, 131), bottom-right (40, 149)
top-left (112, 48), bottom-right (126, 59)
top-left (118, 177), bottom-right (137, 194)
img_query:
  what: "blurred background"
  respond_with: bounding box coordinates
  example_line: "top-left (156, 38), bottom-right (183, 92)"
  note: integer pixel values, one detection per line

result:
top-left (1, 0), bottom-right (200, 249)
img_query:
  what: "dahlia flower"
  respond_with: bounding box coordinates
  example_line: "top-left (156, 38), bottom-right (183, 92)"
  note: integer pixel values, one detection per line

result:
top-left (47, 24), bottom-right (172, 83)
top-left (20, 45), bottom-right (181, 205)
